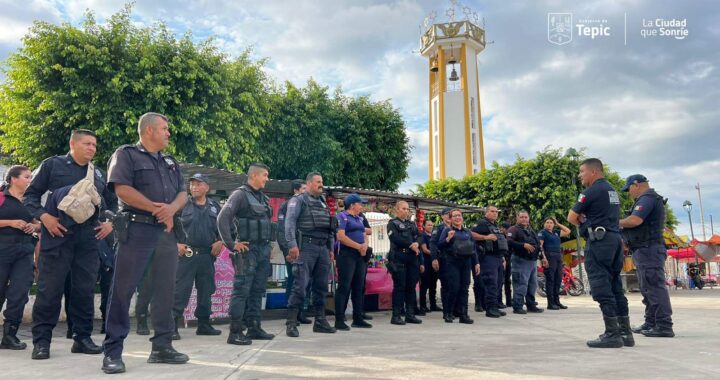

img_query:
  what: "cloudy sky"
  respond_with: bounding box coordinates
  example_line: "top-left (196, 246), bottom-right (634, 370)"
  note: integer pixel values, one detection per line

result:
top-left (1, 0), bottom-right (718, 237)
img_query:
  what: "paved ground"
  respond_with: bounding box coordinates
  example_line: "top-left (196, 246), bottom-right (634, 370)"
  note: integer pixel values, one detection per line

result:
top-left (2, 289), bottom-right (719, 379)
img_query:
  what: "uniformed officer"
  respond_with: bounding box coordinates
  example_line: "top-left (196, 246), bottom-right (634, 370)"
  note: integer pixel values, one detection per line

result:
top-left (277, 180), bottom-right (312, 325)
top-left (387, 201), bottom-right (422, 325)
top-left (217, 164), bottom-right (276, 345)
top-left (538, 217), bottom-right (571, 310)
top-left (25, 129), bottom-right (114, 360)
top-left (430, 208), bottom-right (452, 313)
top-left (507, 211), bottom-right (544, 314)
top-left (471, 205), bottom-right (508, 318)
top-left (284, 172), bottom-right (336, 337)
top-left (437, 209), bottom-right (480, 324)
top-left (0, 166), bottom-right (39, 350)
top-left (620, 174), bottom-right (674, 338)
top-left (102, 113), bottom-right (188, 373)
top-left (172, 173), bottom-right (224, 339)
top-left (419, 219), bottom-right (439, 313)
top-left (567, 158), bottom-right (631, 348)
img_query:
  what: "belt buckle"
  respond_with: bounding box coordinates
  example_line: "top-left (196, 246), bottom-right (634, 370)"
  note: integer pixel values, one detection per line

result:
top-left (185, 247), bottom-right (194, 257)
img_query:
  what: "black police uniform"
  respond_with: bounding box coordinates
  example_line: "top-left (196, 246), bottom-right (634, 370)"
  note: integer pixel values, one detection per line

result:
top-left (429, 222), bottom-right (450, 311)
top-left (25, 154), bottom-right (112, 357)
top-left (472, 218), bottom-right (508, 318)
top-left (387, 217), bottom-right (421, 324)
top-left (437, 227), bottom-right (478, 324)
top-left (172, 195), bottom-right (222, 337)
top-left (284, 192), bottom-right (337, 336)
top-left (622, 189), bottom-right (674, 336)
top-left (419, 231), bottom-right (439, 312)
top-left (277, 196), bottom-right (312, 321)
top-left (0, 188), bottom-right (35, 350)
top-left (217, 184), bottom-right (276, 344)
top-left (571, 178), bottom-right (629, 348)
top-left (102, 143), bottom-right (187, 368)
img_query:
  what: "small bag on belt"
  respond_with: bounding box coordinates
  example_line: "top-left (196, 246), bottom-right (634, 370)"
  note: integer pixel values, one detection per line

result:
top-left (57, 163), bottom-right (101, 224)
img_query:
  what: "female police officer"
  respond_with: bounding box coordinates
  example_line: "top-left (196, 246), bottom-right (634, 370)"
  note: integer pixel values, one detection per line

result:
top-left (0, 165), bottom-right (40, 350)
top-left (538, 217), bottom-right (571, 310)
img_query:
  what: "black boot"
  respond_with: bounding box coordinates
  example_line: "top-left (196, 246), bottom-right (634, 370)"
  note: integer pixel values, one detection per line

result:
top-left (172, 316), bottom-right (182, 340)
top-left (102, 355), bottom-right (126, 374)
top-left (443, 312), bottom-right (453, 323)
top-left (334, 317), bottom-right (350, 331)
top-left (405, 304), bottom-right (422, 324)
top-left (485, 308), bottom-right (502, 318)
top-left (31, 343), bottom-right (50, 360)
top-left (586, 316), bottom-right (624, 348)
top-left (147, 346), bottom-right (189, 364)
top-left (246, 320), bottom-right (275, 340)
top-left (458, 307), bottom-right (474, 324)
top-left (631, 322), bottom-right (654, 334)
top-left (430, 301), bottom-right (442, 312)
top-left (227, 320), bottom-right (252, 345)
top-left (415, 306), bottom-right (426, 316)
top-left (391, 308), bottom-right (406, 325)
top-left (641, 326), bottom-right (675, 338)
top-left (71, 337), bottom-right (103, 354)
top-left (297, 310), bottom-right (312, 324)
top-left (547, 303), bottom-right (561, 310)
top-left (0, 323), bottom-right (27, 350)
top-left (286, 308), bottom-right (300, 337)
top-left (312, 306), bottom-right (336, 333)
top-left (617, 316), bottom-right (635, 347)
top-left (136, 314), bottom-right (150, 336)
top-left (196, 318), bottom-right (222, 336)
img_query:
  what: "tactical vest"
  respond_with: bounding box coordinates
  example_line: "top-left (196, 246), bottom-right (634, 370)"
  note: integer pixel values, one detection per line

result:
top-left (622, 190), bottom-right (666, 249)
top-left (452, 229), bottom-right (475, 257)
top-left (513, 225), bottom-right (540, 261)
top-left (389, 218), bottom-right (415, 251)
top-left (234, 185), bottom-right (274, 242)
top-left (296, 193), bottom-right (335, 238)
top-left (477, 218), bottom-right (508, 255)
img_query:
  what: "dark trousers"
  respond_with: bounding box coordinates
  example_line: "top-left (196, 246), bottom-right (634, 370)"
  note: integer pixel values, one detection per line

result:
top-left (502, 254), bottom-right (512, 305)
top-left (633, 244), bottom-right (673, 328)
top-left (134, 255), bottom-right (154, 318)
top-left (0, 242), bottom-right (34, 324)
top-left (438, 257), bottom-right (447, 307)
top-left (472, 271), bottom-right (484, 308)
top-left (445, 255), bottom-right (472, 315)
top-left (229, 243), bottom-right (271, 324)
top-left (545, 252), bottom-right (564, 306)
top-left (288, 243), bottom-right (330, 311)
top-left (390, 251), bottom-right (419, 314)
top-left (32, 224), bottom-right (99, 345)
top-left (334, 247), bottom-right (366, 321)
top-left (173, 251), bottom-right (216, 320)
top-left (283, 248), bottom-right (312, 310)
top-left (98, 265), bottom-right (113, 322)
top-left (419, 254), bottom-right (438, 308)
top-left (480, 254), bottom-right (503, 310)
top-left (103, 224), bottom-right (178, 359)
top-left (511, 255), bottom-right (538, 309)
top-left (585, 233), bottom-right (629, 318)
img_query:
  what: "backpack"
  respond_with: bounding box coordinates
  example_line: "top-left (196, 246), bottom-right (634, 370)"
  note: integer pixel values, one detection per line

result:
top-left (57, 163), bottom-right (101, 223)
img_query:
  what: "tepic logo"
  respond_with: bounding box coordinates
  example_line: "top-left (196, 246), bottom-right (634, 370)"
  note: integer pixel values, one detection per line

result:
top-left (548, 13), bottom-right (573, 45)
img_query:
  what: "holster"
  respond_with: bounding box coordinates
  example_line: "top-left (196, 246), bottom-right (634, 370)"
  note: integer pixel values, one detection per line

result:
top-left (172, 216), bottom-right (186, 242)
top-left (113, 211), bottom-right (130, 243)
top-left (230, 250), bottom-right (246, 276)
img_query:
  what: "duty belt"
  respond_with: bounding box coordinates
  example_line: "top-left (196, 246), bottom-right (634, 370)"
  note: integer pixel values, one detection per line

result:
top-left (301, 236), bottom-right (327, 246)
top-left (129, 213), bottom-right (161, 225)
top-left (0, 235), bottom-right (34, 244)
top-left (396, 248), bottom-right (413, 254)
top-left (189, 246), bottom-right (212, 255)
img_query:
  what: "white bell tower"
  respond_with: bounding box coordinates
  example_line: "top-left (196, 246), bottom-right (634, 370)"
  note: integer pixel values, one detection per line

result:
top-left (420, 1), bottom-right (487, 180)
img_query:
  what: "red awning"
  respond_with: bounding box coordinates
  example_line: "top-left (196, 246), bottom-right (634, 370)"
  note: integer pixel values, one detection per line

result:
top-left (667, 247), bottom-right (704, 262)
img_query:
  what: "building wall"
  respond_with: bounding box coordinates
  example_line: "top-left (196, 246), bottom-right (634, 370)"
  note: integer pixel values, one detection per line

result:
top-left (443, 90), bottom-right (467, 179)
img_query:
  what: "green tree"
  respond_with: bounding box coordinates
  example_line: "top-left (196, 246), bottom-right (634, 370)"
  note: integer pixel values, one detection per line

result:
top-left (0, 6), bottom-right (269, 170)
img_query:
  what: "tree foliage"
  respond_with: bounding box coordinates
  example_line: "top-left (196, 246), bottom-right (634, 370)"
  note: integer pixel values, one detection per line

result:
top-left (416, 148), bottom-right (678, 230)
top-left (0, 5), bottom-right (411, 190)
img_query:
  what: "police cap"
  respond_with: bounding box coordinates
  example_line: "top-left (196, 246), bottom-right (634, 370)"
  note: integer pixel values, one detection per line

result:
top-left (621, 174), bottom-right (648, 192)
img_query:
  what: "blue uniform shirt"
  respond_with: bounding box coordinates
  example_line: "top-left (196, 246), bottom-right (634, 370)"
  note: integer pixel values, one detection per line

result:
top-left (630, 189), bottom-right (660, 221)
top-left (336, 211), bottom-right (366, 246)
top-left (538, 229), bottom-right (562, 253)
top-left (571, 178), bottom-right (621, 233)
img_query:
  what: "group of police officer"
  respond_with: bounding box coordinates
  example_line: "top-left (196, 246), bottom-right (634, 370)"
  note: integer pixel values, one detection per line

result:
top-left (0, 113), bottom-right (676, 375)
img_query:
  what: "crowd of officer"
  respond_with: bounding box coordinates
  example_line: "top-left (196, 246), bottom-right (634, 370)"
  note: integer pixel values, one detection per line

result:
top-left (0, 114), bottom-right (676, 375)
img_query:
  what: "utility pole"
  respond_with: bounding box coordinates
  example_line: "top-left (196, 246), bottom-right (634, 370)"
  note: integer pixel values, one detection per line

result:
top-left (696, 183), bottom-right (707, 241)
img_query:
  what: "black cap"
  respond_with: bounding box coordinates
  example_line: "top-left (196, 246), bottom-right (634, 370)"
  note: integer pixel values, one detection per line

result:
top-left (441, 207), bottom-right (453, 215)
top-left (621, 174), bottom-right (648, 192)
top-left (189, 173), bottom-right (208, 183)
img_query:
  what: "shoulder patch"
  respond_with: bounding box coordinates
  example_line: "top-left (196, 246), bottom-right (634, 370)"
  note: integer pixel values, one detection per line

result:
top-left (608, 191), bottom-right (620, 204)
top-left (634, 205), bottom-right (643, 211)
top-left (578, 194), bottom-right (586, 203)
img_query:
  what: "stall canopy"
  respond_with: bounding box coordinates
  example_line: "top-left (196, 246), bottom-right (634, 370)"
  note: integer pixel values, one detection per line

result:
top-left (179, 163), bottom-right (484, 214)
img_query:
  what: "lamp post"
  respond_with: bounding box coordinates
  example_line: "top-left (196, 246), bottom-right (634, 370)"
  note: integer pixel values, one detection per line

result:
top-left (683, 200), bottom-right (698, 266)
top-left (566, 148), bottom-right (585, 293)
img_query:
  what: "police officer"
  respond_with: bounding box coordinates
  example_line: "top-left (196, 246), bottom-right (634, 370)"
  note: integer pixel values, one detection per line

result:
top-left (567, 158), bottom-right (631, 348)
top-left (471, 205), bottom-right (508, 318)
top-left (284, 172), bottom-right (337, 337)
top-left (277, 180), bottom-right (312, 325)
top-left (25, 129), bottom-right (114, 360)
top-left (430, 208), bottom-right (452, 313)
top-left (387, 201), bottom-right (422, 325)
top-left (172, 173), bottom-right (224, 339)
top-left (499, 221), bottom-right (512, 308)
top-left (217, 164), bottom-right (276, 345)
top-left (419, 219), bottom-right (439, 313)
top-left (102, 113), bottom-right (188, 373)
top-left (620, 174), bottom-right (674, 338)
top-left (538, 217), bottom-right (571, 310)
top-left (0, 166), bottom-right (39, 350)
top-left (507, 211), bottom-right (544, 314)
top-left (437, 209), bottom-right (480, 324)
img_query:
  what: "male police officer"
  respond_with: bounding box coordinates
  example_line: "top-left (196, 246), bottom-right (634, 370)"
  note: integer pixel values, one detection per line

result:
top-left (102, 113), bottom-right (188, 373)
top-left (277, 180), bottom-right (312, 325)
top-left (471, 205), bottom-right (508, 319)
top-left (507, 211), bottom-right (544, 314)
top-left (620, 174), bottom-right (674, 338)
top-left (284, 172), bottom-right (337, 337)
top-left (25, 129), bottom-right (114, 359)
top-left (217, 164), bottom-right (276, 345)
top-left (172, 173), bottom-right (224, 339)
top-left (387, 201), bottom-right (422, 325)
top-left (430, 208), bottom-right (452, 313)
top-left (568, 158), bottom-right (632, 348)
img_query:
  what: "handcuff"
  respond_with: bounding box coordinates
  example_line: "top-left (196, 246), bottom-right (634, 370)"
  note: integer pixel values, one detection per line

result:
top-left (184, 246), bottom-right (194, 257)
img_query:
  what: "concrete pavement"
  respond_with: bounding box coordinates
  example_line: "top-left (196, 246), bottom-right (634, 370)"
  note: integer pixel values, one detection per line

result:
top-left (1, 289), bottom-right (719, 379)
